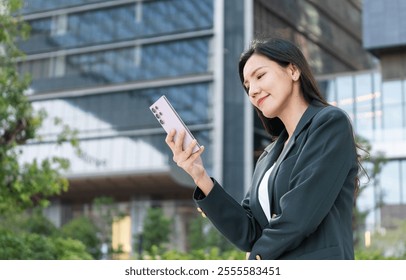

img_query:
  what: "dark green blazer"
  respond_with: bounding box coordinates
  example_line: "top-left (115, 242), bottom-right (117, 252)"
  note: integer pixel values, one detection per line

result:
top-left (194, 102), bottom-right (358, 260)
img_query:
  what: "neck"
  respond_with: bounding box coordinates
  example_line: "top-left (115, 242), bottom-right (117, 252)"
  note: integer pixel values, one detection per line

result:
top-left (279, 94), bottom-right (309, 140)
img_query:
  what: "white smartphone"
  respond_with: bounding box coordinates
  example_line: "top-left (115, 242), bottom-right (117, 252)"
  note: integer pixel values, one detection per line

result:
top-left (150, 95), bottom-right (201, 153)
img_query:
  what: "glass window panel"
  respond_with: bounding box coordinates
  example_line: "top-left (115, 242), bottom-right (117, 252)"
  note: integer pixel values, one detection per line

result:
top-left (382, 81), bottom-right (403, 140)
top-left (20, 0), bottom-right (102, 14)
top-left (28, 37), bottom-right (212, 93)
top-left (21, 0), bottom-right (214, 53)
top-left (335, 76), bottom-right (354, 120)
top-left (318, 79), bottom-right (336, 105)
top-left (254, 0), bottom-right (373, 75)
top-left (402, 160), bottom-right (406, 204)
top-left (373, 73), bottom-right (383, 133)
top-left (380, 161), bottom-right (401, 204)
top-left (355, 74), bottom-right (373, 139)
top-left (32, 83), bottom-right (212, 136)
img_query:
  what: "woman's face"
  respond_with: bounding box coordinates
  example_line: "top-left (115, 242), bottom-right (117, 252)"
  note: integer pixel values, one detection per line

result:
top-left (243, 54), bottom-right (299, 119)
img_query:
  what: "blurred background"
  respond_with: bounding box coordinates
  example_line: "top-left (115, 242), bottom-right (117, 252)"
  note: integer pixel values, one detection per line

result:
top-left (1, 0), bottom-right (405, 259)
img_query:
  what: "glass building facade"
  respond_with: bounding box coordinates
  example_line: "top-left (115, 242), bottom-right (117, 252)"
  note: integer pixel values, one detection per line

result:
top-left (17, 0), bottom-right (378, 256)
top-left (319, 71), bottom-right (406, 230)
top-left (20, 0), bottom-right (216, 183)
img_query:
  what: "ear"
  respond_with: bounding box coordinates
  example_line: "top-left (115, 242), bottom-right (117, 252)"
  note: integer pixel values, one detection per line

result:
top-left (288, 63), bottom-right (301, 81)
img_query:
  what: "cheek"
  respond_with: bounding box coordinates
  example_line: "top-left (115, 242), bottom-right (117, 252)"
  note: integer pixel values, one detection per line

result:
top-left (248, 96), bottom-right (256, 106)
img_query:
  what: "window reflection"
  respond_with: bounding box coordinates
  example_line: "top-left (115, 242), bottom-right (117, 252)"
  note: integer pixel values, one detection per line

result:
top-left (21, 0), bottom-right (102, 13)
top-left (20, 0), bottom-right (213, 54)
top-left (253, 0), bottom-right (373, 75)
top-left (318, 72), bottom-right (397, 142)
top-left (335, 76), bottom-right (354, 118)
top-left (355, 74), bottom-right (373, 139)
top-left (380, 161), bottom-right (401, 204)
top-left (382, 81), bottom-right (403, 140)
top-left (33, 83), bottom-right (212, 136)
top-left (21, 131), bottom-right (213, 176)
top-left (20, 37), bottom-right (212, 93)
top-left (318, 72), bottom-right (406, 231)
top-left (28, 82), bottom-right (213, 175)
top-left (402, 161), bottom-right (406, 204)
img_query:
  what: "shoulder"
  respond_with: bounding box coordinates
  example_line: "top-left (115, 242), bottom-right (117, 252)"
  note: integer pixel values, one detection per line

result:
top-left (312, 105), bottom-right (353, 128)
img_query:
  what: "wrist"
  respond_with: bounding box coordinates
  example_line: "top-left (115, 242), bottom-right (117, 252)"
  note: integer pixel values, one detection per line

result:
top-left (194, 172), bottom-right (214, 196)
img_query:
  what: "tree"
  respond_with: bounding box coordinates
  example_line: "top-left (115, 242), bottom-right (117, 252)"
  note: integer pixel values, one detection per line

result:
top-left (0, 0), bottom-right (74, 214)
top-left (0, 0), bottom-right (91, 260)
top-left (61, 216), bottom-right (102, 259)
top-left (188, 215), bottom-right (235, 252)
top-left (140, 207), bottom-right (172, 255)
top-left (92, 196), bottom-right (126, 259)
top-left (0, 210), bottom-right (93, 260)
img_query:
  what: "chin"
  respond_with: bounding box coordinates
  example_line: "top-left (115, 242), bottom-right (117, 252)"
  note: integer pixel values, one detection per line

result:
top-left (262, 111), bottom-right (277, 119)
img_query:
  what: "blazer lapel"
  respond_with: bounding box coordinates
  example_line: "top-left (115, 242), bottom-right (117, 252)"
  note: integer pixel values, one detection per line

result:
top-left (266, 102), bottom-right (325, 216)
top-left (250, 136), bottom-right (286, 226)
top-left (266, 132), bottom-right (295, 216)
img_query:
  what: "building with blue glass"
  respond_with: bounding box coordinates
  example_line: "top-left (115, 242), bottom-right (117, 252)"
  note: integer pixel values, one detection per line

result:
top-left (18, 0), bottom-right (377, 256)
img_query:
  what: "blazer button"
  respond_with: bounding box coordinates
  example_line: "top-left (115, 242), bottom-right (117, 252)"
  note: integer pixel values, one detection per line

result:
top-left (197, 207), bottom-right (202, 213)
top-left (201, 212), bottom-right (207, 218)
top-left (255, 254), bottom-right (262, 260)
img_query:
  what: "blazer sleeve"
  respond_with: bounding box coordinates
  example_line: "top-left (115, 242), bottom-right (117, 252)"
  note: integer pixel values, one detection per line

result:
top-left (193, 180), bottom-right (262, 252)
top-left (248, 107), bottom-right (358, 259)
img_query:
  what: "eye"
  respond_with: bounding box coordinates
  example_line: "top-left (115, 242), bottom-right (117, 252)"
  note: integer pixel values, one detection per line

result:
top-left (257, 72), bottom-right (265, 80)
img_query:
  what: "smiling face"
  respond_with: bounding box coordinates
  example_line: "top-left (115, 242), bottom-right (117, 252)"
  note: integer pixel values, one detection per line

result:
top-left (243, 54), bottom-right (300, 119)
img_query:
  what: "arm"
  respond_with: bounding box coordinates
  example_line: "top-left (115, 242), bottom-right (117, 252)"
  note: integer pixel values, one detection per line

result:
top-left (194, 180), bottom-right (263, 252)
top-left (166, 128), bottom-right (262, 251)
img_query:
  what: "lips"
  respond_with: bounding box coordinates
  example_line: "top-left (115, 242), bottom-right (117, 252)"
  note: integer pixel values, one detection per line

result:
top-left (257, 95), bottom-right (269, 107)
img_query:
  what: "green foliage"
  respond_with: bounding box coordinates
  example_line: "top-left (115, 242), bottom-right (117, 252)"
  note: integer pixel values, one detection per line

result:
top-left (143, 245), bottom-right (245, 260)
top-left (53, 237), bottom-right (93, 260)
top-left (92, 196), bottom-right (126, 259)
top-left (0, 0), bottom-right (76, 215)
top-left (0, 211), bottom-right (94, 259)
top-left (137, 211), bottom-right (244, 260)
top-left (22, 210), bottom-right (59, 236)
top-left (188, 215), bottom-right (235, 252)
top-left (0, 210), bottom-right (58, 236)
top-left (363, 221), bottom-right (406, 259)
top-left (61, 216), bottom-right (102, 259)
top-left (140, 207), bottom-right (172, 254)
top-left (355, 250), bottom-right (400, 260)
top-left (0, 230), bottom-right (92, 260)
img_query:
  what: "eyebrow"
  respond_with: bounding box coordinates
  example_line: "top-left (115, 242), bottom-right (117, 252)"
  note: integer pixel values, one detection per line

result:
top-left (243, 66), bottom-right (266, 88)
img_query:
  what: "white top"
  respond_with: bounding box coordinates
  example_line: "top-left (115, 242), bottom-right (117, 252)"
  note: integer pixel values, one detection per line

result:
top-left (258, 164), bottom-right (275, 221)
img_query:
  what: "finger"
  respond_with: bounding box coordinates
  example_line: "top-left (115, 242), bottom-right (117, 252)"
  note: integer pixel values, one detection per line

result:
top-left (177, 146), bottom-right (205, 169)
top-left (188, 145), bottom-right (205, 161)
top-left (191, 146), bottom-right (205, 160)
top-left (165, 129), bottom-right (176, 149)
top-left (184, 139), bottom-right (198, 155)
top-left (174, 130), bottom-right (186, 152)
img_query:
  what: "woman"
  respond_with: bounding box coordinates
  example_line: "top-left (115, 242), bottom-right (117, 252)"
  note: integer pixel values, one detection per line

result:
top-left (166, 38), bottom-right (359, 260)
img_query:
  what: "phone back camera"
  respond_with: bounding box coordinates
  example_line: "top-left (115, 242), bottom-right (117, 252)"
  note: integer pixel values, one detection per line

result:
top-left (159, 119), bottom-right (165, 125)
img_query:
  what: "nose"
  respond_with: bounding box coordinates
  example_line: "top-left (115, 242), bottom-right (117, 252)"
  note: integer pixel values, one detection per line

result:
top-left (248, 82), bottom-right (260, 98)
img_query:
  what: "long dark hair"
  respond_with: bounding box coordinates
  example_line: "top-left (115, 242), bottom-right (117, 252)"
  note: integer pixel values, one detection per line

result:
top-left (238, 38), bottom-right (329, 137)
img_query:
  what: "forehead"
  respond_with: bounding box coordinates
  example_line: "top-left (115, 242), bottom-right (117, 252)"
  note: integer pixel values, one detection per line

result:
top-left (243, 54), bottom-right (277, 78)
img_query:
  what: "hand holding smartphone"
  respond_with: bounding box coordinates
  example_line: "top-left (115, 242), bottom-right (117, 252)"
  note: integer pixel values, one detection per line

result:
top-left (149, 95), bottom-right (201, 153)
